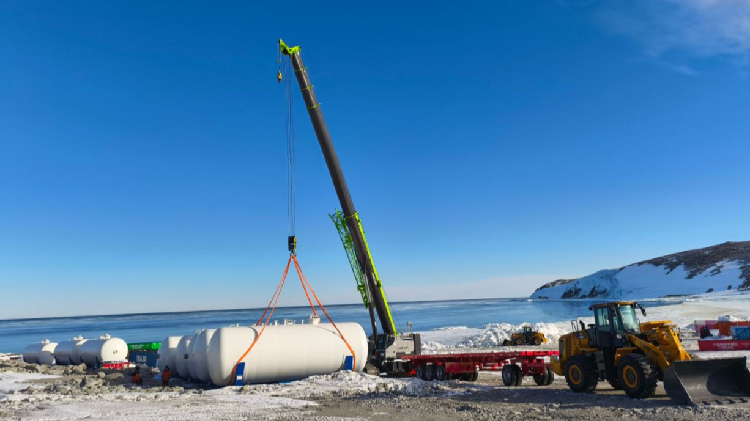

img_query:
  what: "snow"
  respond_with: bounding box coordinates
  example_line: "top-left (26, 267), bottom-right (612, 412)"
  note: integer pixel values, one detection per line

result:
top-left (419, 322), bottom-right (569, 351)
top-left (227, 371), bottom-right (460, 398)
top-left (531, 260), bottom-right (747, 300)
top-left (0, 372), bottom-right (59, 393)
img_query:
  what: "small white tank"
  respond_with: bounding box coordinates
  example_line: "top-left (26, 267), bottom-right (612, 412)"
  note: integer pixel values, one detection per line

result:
top-left (207, 322), bottom-right (367, 386)
top-left (189, 329), bottom-right (216, 382)
top-left (53, 336), bottom-right (87, 365)
top-left (23, 340), bottom-right (58, 365)
top-left (174, 335), bottom-right (192, 378)
top-left (157, 336), bottom-right (182, 373)
top-left (78, 334), bottom-right (128, 367)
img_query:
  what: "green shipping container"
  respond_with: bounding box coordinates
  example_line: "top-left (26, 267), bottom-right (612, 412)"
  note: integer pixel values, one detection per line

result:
top-left (127, 342), bottom-right (161, 351)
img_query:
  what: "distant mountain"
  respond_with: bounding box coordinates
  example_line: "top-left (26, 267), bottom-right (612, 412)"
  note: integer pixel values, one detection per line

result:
top-left (531, 242), bottom-right (750, 300)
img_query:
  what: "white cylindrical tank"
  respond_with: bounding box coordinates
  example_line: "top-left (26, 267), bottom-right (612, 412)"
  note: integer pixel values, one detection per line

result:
top-left (71, 338), bottom-right (88, 365)
top-left (189, 329), bottom-right (216, 382)
top-left (207, 322), bottom-right (367, 386)
top-left (186, 331), bottom-right (203, 379)
top-left (157, 336), bottom-right (182, 373)
top-left (78, 334), bottom-right (128, 367)
top-left (53, 336), bottom-right (87, 365)
top-left (174, 335), bottom-right (192, 378)
top-left (23, 340), bottom-right (58, 365)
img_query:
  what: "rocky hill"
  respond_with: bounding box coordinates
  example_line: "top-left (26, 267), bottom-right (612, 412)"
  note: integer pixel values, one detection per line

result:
top-left (531, 241), bottom-right (750, 300)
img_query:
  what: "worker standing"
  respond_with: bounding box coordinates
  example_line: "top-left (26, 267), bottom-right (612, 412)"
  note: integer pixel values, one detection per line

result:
top-left (161, 365), bottom-right (171, 387)
top-left (132, 366), bottom-right (143, 386)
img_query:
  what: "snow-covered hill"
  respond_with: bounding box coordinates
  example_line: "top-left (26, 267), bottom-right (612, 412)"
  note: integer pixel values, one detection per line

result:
top-left (531, 241), bottom-right (750, 300)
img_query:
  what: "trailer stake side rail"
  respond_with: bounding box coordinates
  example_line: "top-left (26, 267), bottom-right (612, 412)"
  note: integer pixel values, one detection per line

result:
top-left (401, 350), bottom-right (559, 384)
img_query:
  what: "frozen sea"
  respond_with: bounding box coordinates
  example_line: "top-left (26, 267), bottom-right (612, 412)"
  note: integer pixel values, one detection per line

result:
top-left (0, 298), bottom-right (681, 353)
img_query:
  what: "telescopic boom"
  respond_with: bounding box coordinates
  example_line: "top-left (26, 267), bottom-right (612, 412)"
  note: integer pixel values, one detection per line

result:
top-left (279, 40), bottom-right (398, 337)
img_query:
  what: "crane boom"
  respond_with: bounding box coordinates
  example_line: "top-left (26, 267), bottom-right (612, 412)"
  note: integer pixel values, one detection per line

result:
top-left (279, 40), bottom-right (397, 337)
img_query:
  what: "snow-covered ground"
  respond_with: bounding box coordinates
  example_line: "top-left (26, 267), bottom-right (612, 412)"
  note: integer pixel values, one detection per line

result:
top-left (418, 291), bottom-right (750, 351)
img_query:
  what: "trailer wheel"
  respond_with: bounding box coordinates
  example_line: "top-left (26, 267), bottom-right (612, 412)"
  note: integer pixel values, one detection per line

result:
top-left (513, 365), bottom-right (523, 386)
top-left (424, 364), bottom-right (435, 381)
top-left (435, 365), bottom-right (447, 381)
top-left (415, 365), bottom-right (425, 380)
top-left (533, 370), bottom-right (549, 386)
top-left (502, 364), bottom-right (517, 386)
top-left (564, 356), bottom-right (598, 393)
top-left (544, 367), bottom-right (554, 385)
top-left (617, 354), bottom-right (657, 399)
top-left (470, 371), bottom-right (479, 382)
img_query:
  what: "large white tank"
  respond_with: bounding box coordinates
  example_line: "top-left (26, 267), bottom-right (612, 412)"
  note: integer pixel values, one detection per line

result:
top-left (189, 329), bottom-right (216, 382)
top-left (174, 335), bottom-right (193, 378)
top-left (23, 340), bottom-right (58, 365)
top-left (157, 336), bottom-right (182, 373)
top-left (186, 330), bottom-right (203, 379)
top-left (207, 322), bottom-right (367, 386)
top-left (71, 338), bottom-right (88, 365)
top-left (53, 336), bottom-right (87, 365)
top-left (78, 334), bottom-right (128, 367)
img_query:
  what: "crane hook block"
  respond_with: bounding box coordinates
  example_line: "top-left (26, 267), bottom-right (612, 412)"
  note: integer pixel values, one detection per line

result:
top-left (277, 70), bottom-right (282, 83)
top-left (288, 235), bottom-right (297, 254)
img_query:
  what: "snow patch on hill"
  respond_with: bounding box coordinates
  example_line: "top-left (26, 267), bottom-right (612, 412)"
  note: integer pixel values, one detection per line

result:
top-left (532, 260), bottom-right (744, 300)
top-left (532, 242), bottom-right (750, 300)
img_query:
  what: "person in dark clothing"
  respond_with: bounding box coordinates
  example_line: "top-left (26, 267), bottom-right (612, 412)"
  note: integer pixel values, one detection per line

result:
top-left (161, 365), bottom-right (171, 387)
top-left (132, 366), bottom-right (143, 386)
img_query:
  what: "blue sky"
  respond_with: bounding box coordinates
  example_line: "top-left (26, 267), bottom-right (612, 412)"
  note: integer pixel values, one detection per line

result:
top-left (1, 0), bottom-right (749, 319)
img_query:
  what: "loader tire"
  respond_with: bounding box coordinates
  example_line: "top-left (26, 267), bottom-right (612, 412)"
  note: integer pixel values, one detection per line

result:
top-left (608, 378), bottom-right (622, 390)
top-left (565, 356), bottom-right (598, 393)
top-left (533, 337), bottom-right (542, 346)
top-left (514, 337), bottom-right (523, 346)
top-left (618, 354), bottom-right (658, 399)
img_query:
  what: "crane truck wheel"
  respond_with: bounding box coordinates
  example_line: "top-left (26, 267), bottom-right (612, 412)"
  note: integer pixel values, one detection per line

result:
top-left (415, 365), bottom-right (425, 380)
top-left (564, 356), bottom-right (598, 393)
top-left (502, 364), bottom-right (518, 386)
top-left (617, 354), bottom-right (658, 399)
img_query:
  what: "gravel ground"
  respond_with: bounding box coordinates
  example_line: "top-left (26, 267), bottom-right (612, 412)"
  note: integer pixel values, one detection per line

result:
top-left (3, 344), bottom-right (750, 421)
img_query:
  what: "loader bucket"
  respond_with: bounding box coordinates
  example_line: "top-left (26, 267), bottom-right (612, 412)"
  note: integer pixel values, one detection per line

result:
top-left (663, 357), bottom-right (750, 406)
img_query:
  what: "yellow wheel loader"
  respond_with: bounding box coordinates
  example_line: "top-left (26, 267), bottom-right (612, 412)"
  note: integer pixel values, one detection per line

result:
top-left (503, 326), bottom-right (547, 346)
top-left (550, 302), bottom-right (750, 405)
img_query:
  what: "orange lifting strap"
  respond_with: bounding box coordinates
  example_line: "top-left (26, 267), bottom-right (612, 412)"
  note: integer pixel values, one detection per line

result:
top-left (230, 254), bottom-right (357, 382)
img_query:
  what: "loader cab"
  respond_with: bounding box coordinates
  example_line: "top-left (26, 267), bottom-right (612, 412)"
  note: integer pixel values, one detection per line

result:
top-left (591, 302), bottom-right (642, 349)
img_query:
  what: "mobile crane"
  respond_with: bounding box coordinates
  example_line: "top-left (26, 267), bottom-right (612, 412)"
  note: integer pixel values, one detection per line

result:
top-left (278, 40), bottom-right (420, 374)
top-left (278, 40), bottom-right (559, 383)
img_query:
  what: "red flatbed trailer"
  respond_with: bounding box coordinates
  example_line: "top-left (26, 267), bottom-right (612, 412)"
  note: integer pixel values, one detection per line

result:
top-left (402, 350), bottom-right (558, 386)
